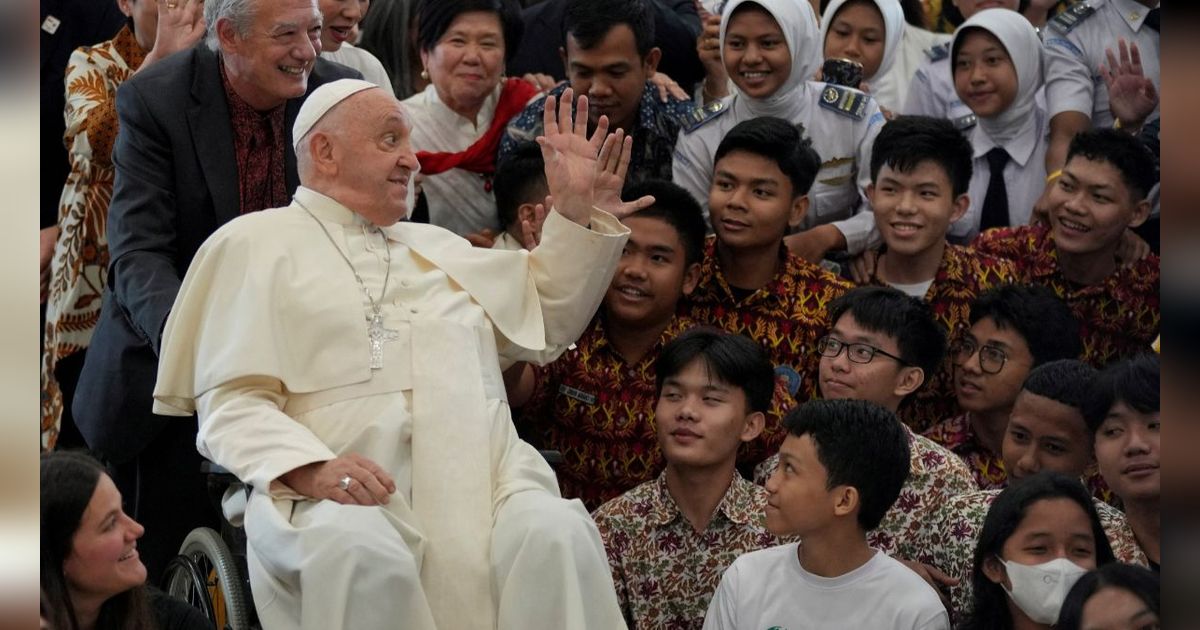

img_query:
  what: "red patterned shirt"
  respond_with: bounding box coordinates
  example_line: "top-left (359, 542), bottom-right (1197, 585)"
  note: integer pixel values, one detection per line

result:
top-left (923, 414), bottom-right (1007, 490)
top-left (684, 237), bottom-right (851, 463)
top-left (869, 244), bottom-right (1018, 432)
top-left (523, 315), bottom-right (693, 510)
top-left (220, 65), bottom-right (288, 215)
top-left (592, 472), bottom-right (786, 630)
top-left (973, 225), bottom-right (1160, 367)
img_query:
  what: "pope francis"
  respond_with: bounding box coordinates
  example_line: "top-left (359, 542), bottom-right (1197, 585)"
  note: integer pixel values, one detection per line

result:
top-left (152, 79), bottom-right (641, 629)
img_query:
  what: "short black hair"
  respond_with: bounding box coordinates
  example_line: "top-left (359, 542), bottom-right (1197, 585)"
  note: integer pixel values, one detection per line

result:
top-left (622, 179), bottom-right (707, 267)
top-left (1082, 353), bottom-right (1160, 434)
top-left (963, 471), bottom-right (1116, 630)
top-left (493, 142), bottom-right (547, 230)
top-left (968, 284), bottom-right (1082, 367)
top-left (714, 117), bottom-right (821, 199)
top-left (564, 0), bottom-right (655, 58)
top-left (1057, 563), bottom-right (1160, 630)
top-left (783, 400), bottom-right (911, 531)
top-left (656, 327), bottom-right (775, 414)
top-left (1065, 128), bottom-right (1158, 202)
top-left (416, 0), bottom-right (524, 62)
top-left (1021, 359), bottom-right (1098, 412)
top-left (828, 286), bottom-right (947, 383)
top-left (870, 115), bottom-right (974, 196)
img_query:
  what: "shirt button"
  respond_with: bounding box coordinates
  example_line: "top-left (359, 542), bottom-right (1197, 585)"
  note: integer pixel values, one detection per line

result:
top-left (400, 280), bottom-right (410, 288)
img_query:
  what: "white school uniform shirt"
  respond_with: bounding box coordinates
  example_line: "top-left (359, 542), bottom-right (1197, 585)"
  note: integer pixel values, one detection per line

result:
top-left (892, 23), bottom-right (955, 114)
top-left (673, 0), bottom-right (885, 255)
top-left (1043, 0), bottom-right (1159, 127)
top-left (904, 42), bottom-right (975, 125)
top-left (949, 10), bottom-right (1047, 242)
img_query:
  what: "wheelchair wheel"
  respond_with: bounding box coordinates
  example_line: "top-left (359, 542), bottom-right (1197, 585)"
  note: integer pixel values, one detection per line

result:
top-left (163, 527), bottom-right (252, 630)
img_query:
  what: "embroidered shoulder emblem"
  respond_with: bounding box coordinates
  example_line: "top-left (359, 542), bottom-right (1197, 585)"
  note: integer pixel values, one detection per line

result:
top-left (683, 99), bottom-right (728, 133)
top-left (1049, 1), bottom-right (1097, 34)
top-left (952, 113), bottom-right (978, 131)
top-left (818, 84), bottom-right (869, 121)
top-left (775, 365), bottom-right (802, 397)
top-left (926, 42), bottom-right (951, 62)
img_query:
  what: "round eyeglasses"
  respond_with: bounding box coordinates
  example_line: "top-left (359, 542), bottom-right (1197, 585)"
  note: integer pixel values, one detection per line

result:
top-left (951, 338), bottom-right (1009, 374)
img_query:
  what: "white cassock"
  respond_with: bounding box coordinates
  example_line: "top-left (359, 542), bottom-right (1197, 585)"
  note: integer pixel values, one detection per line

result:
top-left (153, 186), bottom-right (630, 630)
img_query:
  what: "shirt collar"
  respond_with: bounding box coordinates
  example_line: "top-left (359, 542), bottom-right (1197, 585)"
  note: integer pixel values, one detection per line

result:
top-left (646, 471), bottom-right (763, 529)
top-left (426, 81), bottom-right (503, 129)
top-left (970, 108), bottom-right (1041, 166)
top-left (293, 186), bottom-right (374, 228)
top-left (1111, 0), bottom-right (1159, 32)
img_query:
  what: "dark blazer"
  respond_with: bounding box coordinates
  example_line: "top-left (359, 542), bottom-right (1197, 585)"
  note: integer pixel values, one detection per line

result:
top-left (74, 44), bottom-right (361, 464)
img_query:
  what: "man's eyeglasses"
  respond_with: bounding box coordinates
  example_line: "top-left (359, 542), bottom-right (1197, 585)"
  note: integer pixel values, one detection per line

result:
top-left (816, 336), bottom-right (912, 366)
top-left (952, 338), bottom-right (1008, 374)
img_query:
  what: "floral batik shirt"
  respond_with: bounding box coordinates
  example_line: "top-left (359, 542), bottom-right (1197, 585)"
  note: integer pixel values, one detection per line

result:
top-left (869, 244), bottom-right (1017, 432)
top-left (755, 424), bottom-right (977, 558)
top-left (684, 237), bottom-right (851, 464)
top-left (522, 315), bottom-right (695, 510)
top-left (973, 225), bottom-right (1160, 368)
top-left (903, 489), bottom-right (1149, 618)
top-left (923, 413), bottom-right (1008, 490)
top-left (42, 26), bottom-right (145, 449)
top-left (592, 472), bottom-right (785, 630)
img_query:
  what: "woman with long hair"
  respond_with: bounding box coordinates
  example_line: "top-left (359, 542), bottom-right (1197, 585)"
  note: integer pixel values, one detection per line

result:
top-left (41, 451), bottom-right (207, 630)
top-left (960, 471), bottom-right (1116, 630)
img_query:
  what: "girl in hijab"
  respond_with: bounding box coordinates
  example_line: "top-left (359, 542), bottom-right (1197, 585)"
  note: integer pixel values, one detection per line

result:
top-left (947, 8), bottom-right (1045, 242)
top-left (903, 0), bottom-right (1021, 122)
top-left (672, 0), bottom-right (886, 261)
top-left (819, 0), bottom-right (907, 111)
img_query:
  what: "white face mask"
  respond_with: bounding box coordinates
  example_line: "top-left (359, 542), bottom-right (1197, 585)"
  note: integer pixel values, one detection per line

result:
top-left (999, 557), bottom-right (1090, 624)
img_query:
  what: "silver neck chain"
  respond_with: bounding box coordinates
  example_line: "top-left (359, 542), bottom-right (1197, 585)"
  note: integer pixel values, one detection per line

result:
top-left (297, 200), bottom-right (392, 320)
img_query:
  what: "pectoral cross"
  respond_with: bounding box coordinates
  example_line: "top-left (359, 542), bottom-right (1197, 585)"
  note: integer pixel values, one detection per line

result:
top-left (367, 312), bottom-right (400, 370)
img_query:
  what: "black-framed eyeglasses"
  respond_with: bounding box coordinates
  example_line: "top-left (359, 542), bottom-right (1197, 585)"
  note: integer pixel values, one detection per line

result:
top-left (952, 338), bottom-right (1008, 374)
top-left (816, 335), bottom-right (912, 366)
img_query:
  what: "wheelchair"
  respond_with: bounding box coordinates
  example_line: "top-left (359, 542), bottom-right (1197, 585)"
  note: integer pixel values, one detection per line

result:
top-left (161, 450), bottom-right (564, 629)
top-left (161, 462), bottom-right (257, 630)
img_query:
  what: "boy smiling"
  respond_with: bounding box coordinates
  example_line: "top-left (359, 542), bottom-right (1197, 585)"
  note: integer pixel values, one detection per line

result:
top-left (684, 116), bottom-right (852, 465)
top-left (861, 116), bottom-right (1016, 431)
top-left (974, 129), bottom-right (1159, 367)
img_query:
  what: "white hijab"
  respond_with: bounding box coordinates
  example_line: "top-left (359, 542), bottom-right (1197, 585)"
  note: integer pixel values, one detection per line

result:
top-left (720, 0), bottom-right (821, 120)
top-left (819, 0), bottom-right (905, 84)
top-left (952, 9), bottom-right (1043, 145)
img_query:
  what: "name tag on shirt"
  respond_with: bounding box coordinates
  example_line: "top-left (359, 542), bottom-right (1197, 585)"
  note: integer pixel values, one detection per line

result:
top-left (558, 384), bottom-right (597, 406)
top-left (42, 15), bottom-right (61, 34)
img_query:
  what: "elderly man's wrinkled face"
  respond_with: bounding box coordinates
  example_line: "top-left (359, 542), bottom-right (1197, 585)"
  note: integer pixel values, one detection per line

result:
top-left (328, 89), bottom-right (419, 226)
top-left (221, 0), bottom-right (322, 111)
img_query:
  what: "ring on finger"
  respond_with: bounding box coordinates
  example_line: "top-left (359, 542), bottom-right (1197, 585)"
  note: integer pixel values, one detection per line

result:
top-left (338, 475), bottom-right (353, 491)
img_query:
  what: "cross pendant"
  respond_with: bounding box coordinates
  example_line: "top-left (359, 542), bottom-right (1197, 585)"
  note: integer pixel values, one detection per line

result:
top-left (367, 312), bottom-right (400, 370)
